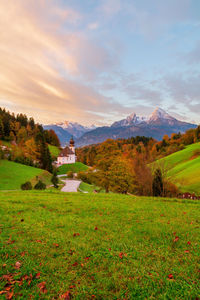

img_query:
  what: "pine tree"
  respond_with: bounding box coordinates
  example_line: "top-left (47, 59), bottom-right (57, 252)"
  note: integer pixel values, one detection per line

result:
top-left (152, 169), bottom-right (163, 197)
top-left (0, 118), bottom-right (4, 138)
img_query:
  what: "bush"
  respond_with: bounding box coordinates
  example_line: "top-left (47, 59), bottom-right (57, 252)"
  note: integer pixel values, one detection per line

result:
top-left (34, 180), bottom-right (46, 190)
top-left (21, 181), bottom-right (32, 190)
top-left (51, 170), bottom-right (59, 188)
top-left (67, 171), bottom-right (74, 179)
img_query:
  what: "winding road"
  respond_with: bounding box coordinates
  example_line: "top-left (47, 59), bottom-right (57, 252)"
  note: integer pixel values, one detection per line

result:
top-left (61, 179), bottom-right (81, 192)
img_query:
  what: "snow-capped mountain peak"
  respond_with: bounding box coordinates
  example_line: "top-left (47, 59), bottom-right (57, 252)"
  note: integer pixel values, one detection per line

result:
top-left (111, 112), bottom-right (146, 127)
top-left (148, 107), bottom-right (174, 123)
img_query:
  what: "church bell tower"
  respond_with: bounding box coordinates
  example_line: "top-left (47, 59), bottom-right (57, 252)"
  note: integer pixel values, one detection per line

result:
top-left (69, 136), bottom-right (75, 153)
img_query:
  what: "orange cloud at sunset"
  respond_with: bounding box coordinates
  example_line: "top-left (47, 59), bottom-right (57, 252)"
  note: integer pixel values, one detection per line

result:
top-left (0, 0), bottom-right (124, 124)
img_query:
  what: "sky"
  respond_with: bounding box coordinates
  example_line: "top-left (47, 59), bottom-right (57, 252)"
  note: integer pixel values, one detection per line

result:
top-left (0, 0), bottom-right (200, 125)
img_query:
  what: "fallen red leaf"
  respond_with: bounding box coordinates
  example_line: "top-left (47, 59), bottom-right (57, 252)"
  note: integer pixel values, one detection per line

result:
top-left (108, 248), bottom-right (111, 251)
top-left (6, 291), bottom-right (14, 299)
top-left (60, 291), bottom-right (71, 299)
top-left (168, 274), bottom-right (173, 279)
top-left (187, 241), bottom-right (191, 245)
top-left (53, 243), bottom-right (59, 247)
top-left (35, 272), bottom-right (40, 279)
top-left (38, 282), bottom-right (47, 294)
top-left (72, 262), bottom-right (78, 267)
top-left (184, 250), bottom-right (190, 253)
top-left (94, 226), bottom-right (98, 230)
top-left (173, 236), bottom-right (179, 242)
top-left (15, 262), bottom-right (21, 269)
top-left (0, 291), bottom-right (6, 295)
top-left (73, 233), bottom-right (80, 237)
top-left (69, 285), bottom-right (75, 289)
top-left (119, 252), bottom-right (124, 259)
top-left (36, 240), bottom-right (42, 243)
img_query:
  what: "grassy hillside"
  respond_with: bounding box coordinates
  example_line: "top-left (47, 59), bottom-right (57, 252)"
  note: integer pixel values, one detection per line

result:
top-left (0, 191), bottom-right (199, 299)
top-left (48, 144), bottom-right (60, 159)
top-left (0, 160), bottom-right (52, 190)
top-left (156, 142), bottom-right (200, 194)
top-left (58, 162), bottom-right (89, 174)
top-left (79, 182), bottom-right (103, 193)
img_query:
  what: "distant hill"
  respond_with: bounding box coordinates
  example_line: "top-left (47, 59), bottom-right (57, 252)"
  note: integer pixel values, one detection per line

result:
top-left (156, 142), bottom-right (200, 195)
top-left (0, 160), bottom-right (52, 190)
top-left (76, 108), bottom-right (197, 147)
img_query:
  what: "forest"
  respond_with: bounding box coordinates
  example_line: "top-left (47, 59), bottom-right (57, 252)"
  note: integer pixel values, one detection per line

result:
top-left (76, 126), bottom-right (200, 196)
top-left (0, 107), bottom-right (60, 172)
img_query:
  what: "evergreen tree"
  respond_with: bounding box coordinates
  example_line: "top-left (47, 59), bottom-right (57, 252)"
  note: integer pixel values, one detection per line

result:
top-left (152, 169), bottom-right (163, 197)
top-left (0, 118), bottom-right (4, 138)
top-left (51, 169), bottom-right (59, 188)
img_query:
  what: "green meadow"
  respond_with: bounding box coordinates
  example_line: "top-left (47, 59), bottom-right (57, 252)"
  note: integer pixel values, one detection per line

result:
top-left (0, 160), bottom-right (52, 190)
top-left (0, 191), bottom-right (199, 299)
top-left (58, 162), bottom-right (89, 174)
top-left (156, 143), bottom-right (200, 194)
top-left (48, 145), bottom-right (60, 159)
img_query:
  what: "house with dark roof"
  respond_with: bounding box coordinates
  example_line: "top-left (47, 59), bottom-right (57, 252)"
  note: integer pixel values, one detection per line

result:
top-left (57, 137), bottom-right (76, 165)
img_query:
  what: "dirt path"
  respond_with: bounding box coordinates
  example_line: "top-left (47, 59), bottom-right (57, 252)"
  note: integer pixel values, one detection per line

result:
top-left (61, 179), bottom-right (81, 192)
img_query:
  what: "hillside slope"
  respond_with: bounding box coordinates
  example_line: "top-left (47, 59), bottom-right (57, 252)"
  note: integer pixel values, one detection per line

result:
top-left (157, 143), bottom-right (200, 194)
top-left (0, 160), bottom-right (52, 190)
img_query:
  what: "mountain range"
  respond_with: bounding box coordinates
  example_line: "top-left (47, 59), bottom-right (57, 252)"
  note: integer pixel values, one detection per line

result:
top-left (43, 108), bottom-right (197, 147)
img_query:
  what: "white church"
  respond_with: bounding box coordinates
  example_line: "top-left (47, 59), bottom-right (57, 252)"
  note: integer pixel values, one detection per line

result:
top-left (57, 137), bottom-right (76, 165)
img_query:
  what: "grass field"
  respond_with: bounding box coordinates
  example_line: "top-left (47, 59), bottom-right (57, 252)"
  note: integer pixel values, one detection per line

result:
top-left (48, 145), bottom-right (60, 159)
top-left (79, 182), bottom-right (103, 193)
top-left (0, 191), bottom-right (199, 299)
top-left (58, 162), bottom-right (89, 175)
top-left (156, 143), bottom-right (200, 194)
top-left (0, 160), bottom-right (52, 190)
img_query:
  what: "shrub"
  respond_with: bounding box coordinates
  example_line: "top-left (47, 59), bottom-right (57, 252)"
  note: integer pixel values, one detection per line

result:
top-left (51, 170), bottom-right (59, 188)
top-left (21, 181), bottom-right (32, 190)
top-left (67, 171), bottom-right (74, 179)
top-left (34, 180), bottom-right (46, 190)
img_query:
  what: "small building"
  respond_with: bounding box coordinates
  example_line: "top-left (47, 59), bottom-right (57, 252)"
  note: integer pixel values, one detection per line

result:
top-left (57, 137), bottom-right (76, 165)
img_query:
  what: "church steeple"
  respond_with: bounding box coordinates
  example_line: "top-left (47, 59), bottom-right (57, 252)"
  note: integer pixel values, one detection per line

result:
top-left (69, 136), bottom-right (75, 153)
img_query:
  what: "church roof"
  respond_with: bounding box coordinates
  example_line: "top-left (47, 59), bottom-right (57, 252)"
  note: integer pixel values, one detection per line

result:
top-left (58, 146), bottom-right (74, 157)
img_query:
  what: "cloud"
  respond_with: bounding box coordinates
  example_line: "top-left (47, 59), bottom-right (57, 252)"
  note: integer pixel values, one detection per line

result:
top-left (184, 40), bottom-right (200, 64)
top-left (0, 0), bottom-right (122, 124)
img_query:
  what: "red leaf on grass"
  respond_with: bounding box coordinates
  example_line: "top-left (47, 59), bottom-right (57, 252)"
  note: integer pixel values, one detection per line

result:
top-left (53, 243), bottom-right (59, 247)
top-left (184, 250), bottom-right (190, 253)
top-left (73, 233), bottom-right (80, 237)
top-left (168, 274), bottom-right (173, 279)
top-left (72, 262), bottom-right (78, 267)
top-left (94, 226), bottom-right (98, 230)
top-left (69, 285), bottom-right (75, 289)
top-left (35, 272), bottom-right (40, 279)
top-left (108, 248), bottom-right (111, 251)
top-left (0, 291), bottom-right (6, 295)
top-left (173, 236), bottom-right (179, 242)
top-left (36, 240), bottom-right (42, 243)
top-left (38, 282), bottom-right (47, 294)
top-left (15, 262), bottom-right (21, 269)
top-left (187, 241), bottom-right (191, 245)
top-left (6, 290), bottom-right (14, 299)
top-left (60, 291), bottom-right (71, 299)
top-left (6, 238), bottom-right (15, 245)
